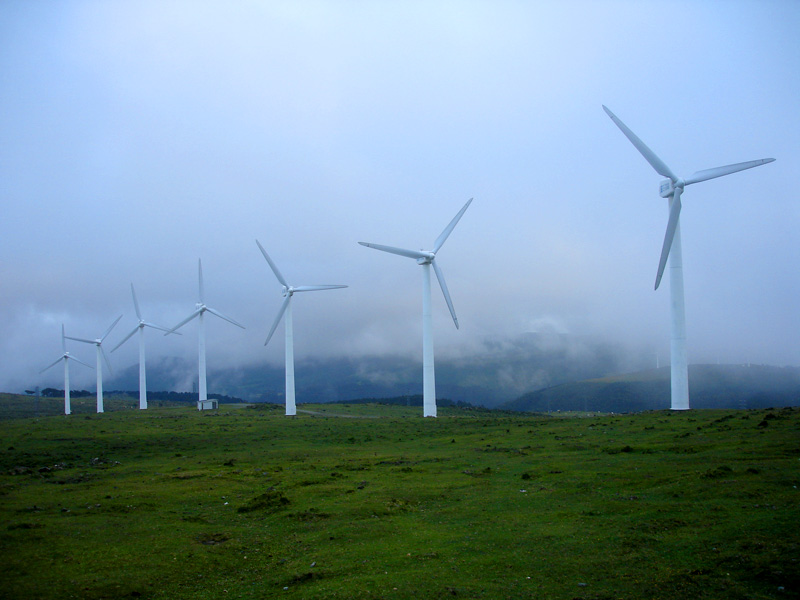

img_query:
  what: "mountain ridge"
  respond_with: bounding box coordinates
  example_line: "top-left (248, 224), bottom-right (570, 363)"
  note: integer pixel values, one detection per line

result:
top-left (502, 364), bottom-right (800, 412)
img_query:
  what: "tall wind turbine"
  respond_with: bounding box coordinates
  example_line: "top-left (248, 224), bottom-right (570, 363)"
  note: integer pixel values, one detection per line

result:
top-left (256, 240), bottom-right (347, 416)
top-left (65, 316), bottom-right (123, 413)
top-left (40, 325), bottom-right (93, 415)
top-left (167, 259), bottom-right (245, 409)
top-left (359, 198), bottom-right (473, 417)
top-left (111, 284), bottom-right (176, 410)
top-left (602, 105), bottom-right (774, 410)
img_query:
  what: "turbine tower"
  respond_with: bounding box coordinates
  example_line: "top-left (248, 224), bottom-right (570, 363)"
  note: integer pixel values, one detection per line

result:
top-left (603, 105), bottom-right (774, 410)
top-left (256, 240), bottom-right (347, 416)
top-left (65, 315), bottom-right (123, 413)
top-left (111, 284), bottom-right (176, 410)
top-left (167, 259), bottom-right (245, 410)
top-left (359, 198), bottom-right (472, 417)
top-left (40, 325), bottom-right (93, 415)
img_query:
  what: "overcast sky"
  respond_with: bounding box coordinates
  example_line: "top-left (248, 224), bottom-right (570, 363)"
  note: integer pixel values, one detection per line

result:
top-left (1, 0), bottom-right (797, 393)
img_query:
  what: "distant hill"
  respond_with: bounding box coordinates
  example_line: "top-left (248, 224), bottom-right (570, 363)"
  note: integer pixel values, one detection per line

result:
top-left (34, 388), bottom-right (243, 404)
top-left (100, 332), bottom-right (640, 407)
top-left (502, 364), bottom-right (800, 412)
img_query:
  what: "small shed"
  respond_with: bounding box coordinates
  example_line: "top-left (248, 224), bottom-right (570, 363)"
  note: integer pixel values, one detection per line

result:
top-left (197, 399), bottom-right (218, 411)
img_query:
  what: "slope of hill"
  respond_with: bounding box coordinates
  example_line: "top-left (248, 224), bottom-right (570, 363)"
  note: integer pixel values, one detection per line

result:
top-left (1, 404), bottom-right (798, 599)
top-left (503, 364), bottom-right (800, 412)
top-left (82, 332), bottom-right (641, 407)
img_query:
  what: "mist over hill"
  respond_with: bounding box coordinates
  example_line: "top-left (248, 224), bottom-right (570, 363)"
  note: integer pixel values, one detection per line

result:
top-left (63, 333), bottom-right (799, 412)
top-left (502, 364), bottom-right (800, 413)
top-left (101, 332), bottom-right (642, 407)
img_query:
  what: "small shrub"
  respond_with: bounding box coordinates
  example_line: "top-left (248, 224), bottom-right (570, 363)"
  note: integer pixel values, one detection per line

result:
top-left (237, 488), bottom-right (290, 513)
top-left (702, 465), bottom-right (733, 479)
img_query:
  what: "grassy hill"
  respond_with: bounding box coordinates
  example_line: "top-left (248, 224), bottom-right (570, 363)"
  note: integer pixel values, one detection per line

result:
top-left (1, 399), bottom-right (798, 599)
top-left (503, 364), bottom-right (800, 413)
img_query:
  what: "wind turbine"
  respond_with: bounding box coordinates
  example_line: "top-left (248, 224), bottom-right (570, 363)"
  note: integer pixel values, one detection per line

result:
top-left (256, 240), bottom-right (347, 416)
top-left (602, 105), bottom-right (774, 410)
top-left (359, 198), bottom-right (473, 417)
top-left (40, 325), bottom-right (93, 415)
top-left (65, 315), bottom-right (123, 413)
top-left (167, 259), bottom-right (245, 410)
top-left (111, 284), bottom-right (176, 410)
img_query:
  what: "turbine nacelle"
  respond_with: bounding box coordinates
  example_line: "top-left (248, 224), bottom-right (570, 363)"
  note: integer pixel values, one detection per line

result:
top-left (416, 252), bottom-right (435, 265)
top-left (659, 178), bottom-right (684, 198)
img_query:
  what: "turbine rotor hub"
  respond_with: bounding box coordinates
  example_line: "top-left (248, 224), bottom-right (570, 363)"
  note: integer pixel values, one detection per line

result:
top-left (659, 178), bottom-right (684, 198)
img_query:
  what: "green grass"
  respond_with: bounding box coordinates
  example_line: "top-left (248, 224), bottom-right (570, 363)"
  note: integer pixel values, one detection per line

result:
top-left (1, 401), bottom-right (798, 599)
top-left (0, 392), bottom-right (188, 419)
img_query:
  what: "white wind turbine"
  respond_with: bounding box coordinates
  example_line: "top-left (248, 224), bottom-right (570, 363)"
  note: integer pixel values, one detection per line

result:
top-left (111, 284), bottom-right (176, 410)
top-left (167, 259), bottom-right (245, 409)
top-left (603, 105), bottom-right (775, 410)
top-left (64, 316), bottom-right (122, 413)
top-left (40, 325), bottom-right (93, 415)
top-left (359, 198), bottom-right (473, 417)
top-left (257, 240), bottom-right (347, 416)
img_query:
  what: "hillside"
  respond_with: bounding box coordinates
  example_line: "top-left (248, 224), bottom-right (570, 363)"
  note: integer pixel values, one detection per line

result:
top-left (503, 364), bottom-right (800, 412)
top-left (1, 403), bottom-right (797, 599)
top-left (68, 332), bottom-right (642, 407)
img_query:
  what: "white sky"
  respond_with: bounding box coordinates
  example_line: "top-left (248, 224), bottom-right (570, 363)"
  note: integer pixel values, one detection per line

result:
top-left (1, 0), bottom-right (798, 392)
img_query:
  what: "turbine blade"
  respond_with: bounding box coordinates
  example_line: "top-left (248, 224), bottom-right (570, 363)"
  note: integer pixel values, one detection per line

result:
top-left (69, 355), bottom-right (94, 370)
top-left (110, 326), bottom-right (139, 353)
top-left (291, 285), bottom-right (348, 292)
top-left (167, 309), bottom-right (202, 334)
top-left (655, 188), bottom-right (683, 290)
top-left (101, 347), bottom-right (113, 376)
top-left (198, 259), bottom-right (205, 304)
top-left (64, 335), bottom-right (96, 345)
top-left (683, 158), bottom-right (776, 186)
top-left (142, 321), bottom-right (178, 335)
top-left (603, 106), bottom-right (678, 181)
top-left (40, 356), bottom-right (64, 374)
top-left (205, 306), bottom-right (245, 329)
top-left (265, 295), bottom-right (291, 346)
top-left (433, 198), bottom-right (473, 254)
top-left (431, 260), bottom-right (459, 329)
top-left (358, 242), bottom-right (428, 260)
top-left (256, 240), bottom-right (289, 287)
top-left (100, 314), bottom-right (123, 342)
top-left (131, 284), bottom-right (142, 320)
top-left (61, 325), bottom-right (66, 353)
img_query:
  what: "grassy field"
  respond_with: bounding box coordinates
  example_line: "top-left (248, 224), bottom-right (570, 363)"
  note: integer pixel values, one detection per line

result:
top-left (1, 400), bottom-right (798, 599)
top-left (0, 393), bottom-right (189, 420)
